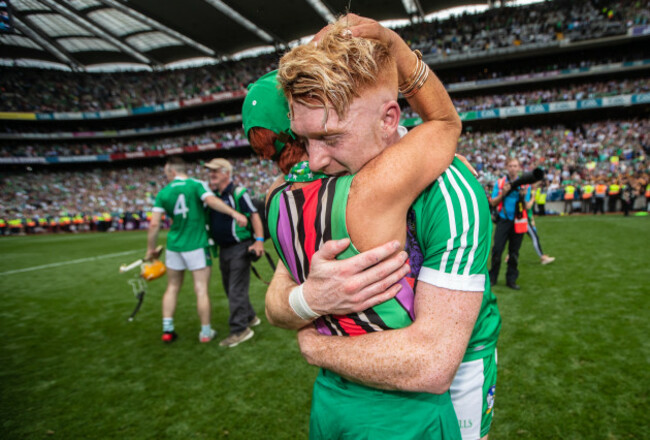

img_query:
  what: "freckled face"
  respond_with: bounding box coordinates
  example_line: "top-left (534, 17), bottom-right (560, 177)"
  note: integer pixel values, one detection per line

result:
top-left (290, 94), bottom-right (386, 176)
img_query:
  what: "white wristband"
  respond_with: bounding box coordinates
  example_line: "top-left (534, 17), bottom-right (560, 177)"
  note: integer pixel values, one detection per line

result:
top-left (289, 284), bottom-right (320, 321)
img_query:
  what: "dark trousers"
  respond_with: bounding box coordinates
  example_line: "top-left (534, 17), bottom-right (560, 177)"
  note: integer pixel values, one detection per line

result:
top-left (594, 198), bottom-right (605, 214)
top-left (489, 218), bottom-right (525, 286)
top-left (608, 195), bottom-right (619, 213)
top-left (219, 240), bottom-right (256, 334)
top-left (564, 200), bottom-right (573, 214)
top-left (537, 204), bottom-right (546, 216)
top-left (622, 200), bottom-right (632, 217)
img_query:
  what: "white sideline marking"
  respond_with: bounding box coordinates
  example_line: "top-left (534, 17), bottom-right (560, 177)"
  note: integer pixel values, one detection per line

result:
top-left (0, 250), bottom-right (140, 276)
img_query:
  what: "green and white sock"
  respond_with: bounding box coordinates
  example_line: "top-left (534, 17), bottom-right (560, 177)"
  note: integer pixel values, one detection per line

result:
top-left (163, 318), bottom-right (174, 333)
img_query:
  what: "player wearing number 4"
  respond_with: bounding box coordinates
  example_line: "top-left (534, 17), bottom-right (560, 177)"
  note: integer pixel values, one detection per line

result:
top-left (146, 157), bottom-right (248, 344)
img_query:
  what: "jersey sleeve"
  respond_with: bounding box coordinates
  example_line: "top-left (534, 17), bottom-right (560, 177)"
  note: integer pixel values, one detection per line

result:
top-left (525, 185), bottom-right (532, 202)
top-left (195, 179), bottom-right (215, 202)
top-left (414, 159), bottom-right (491, 292)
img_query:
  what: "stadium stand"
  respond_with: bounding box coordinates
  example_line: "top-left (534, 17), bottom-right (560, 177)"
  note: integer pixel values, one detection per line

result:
top-left (398, 0), bottom-right (648, 58)
top-left (1, 0), bottom-right (648, 233)
top-left (0, 53), bottom-right (278, 112)
top-left (1, 0), bottom-right (648, 113)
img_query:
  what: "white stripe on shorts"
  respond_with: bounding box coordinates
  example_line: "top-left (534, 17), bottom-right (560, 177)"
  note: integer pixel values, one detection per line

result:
top-left (450, 358), bottom-right (484, 440)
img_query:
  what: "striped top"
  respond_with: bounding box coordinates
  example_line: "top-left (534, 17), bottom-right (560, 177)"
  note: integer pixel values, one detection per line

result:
top-left (266, 175), bottom-right (422, 337)
top-left (412, 158), bottom-right (501, 361)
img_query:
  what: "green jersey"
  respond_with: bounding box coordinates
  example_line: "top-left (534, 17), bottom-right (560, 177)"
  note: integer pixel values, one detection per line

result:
top-left (153, 177), bottom-right (214, 252)
top-left (411, 157), bottom-right (501, 361)
top-left (266, 173), bottom-right (460, 440)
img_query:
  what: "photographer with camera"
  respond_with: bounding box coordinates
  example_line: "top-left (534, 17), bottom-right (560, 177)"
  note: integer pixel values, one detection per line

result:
top-left (205, 158), bottom-right (262, 347)
top-left (488, 157), bottom-right (533, 290)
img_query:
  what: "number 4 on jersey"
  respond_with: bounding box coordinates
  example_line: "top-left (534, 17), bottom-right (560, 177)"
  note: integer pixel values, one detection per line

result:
top-left (173, 194), bottom-right (189, 218)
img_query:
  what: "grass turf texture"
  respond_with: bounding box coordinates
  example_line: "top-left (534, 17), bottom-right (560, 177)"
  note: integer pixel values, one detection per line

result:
top-left (0, 215), bottom-right (648, 439)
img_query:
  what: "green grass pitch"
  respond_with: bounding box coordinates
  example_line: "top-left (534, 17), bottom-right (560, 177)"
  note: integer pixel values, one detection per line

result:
top-left (0, 215), bottom-right (648, 439)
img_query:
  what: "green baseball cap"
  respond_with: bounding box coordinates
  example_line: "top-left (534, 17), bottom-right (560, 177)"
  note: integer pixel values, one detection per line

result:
top-left (242, 70), bottom-right (294, 155)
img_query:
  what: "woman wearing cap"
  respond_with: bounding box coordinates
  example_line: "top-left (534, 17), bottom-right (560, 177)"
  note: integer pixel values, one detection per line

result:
top-left (243, 16), bottom-right (464, 326)
top-left (241, 15), bottom-right (471, 440)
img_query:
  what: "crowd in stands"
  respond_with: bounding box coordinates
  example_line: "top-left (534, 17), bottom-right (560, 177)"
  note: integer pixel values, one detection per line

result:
top-left (2, 75), bottom-right (647, 158)
top-left (0, 53), bottom-right (278, 113)
top-left (407, 77), bottom-right (650, 115)
top-left (0, 156), bottom-right (279, 234)
top-left (1, 1), bottom-right (648, 232)
top-left (461, 119), bottom-right (649, 208)
top-left (1, 118), bottom-right (648, 234)
top-left (1, 0), bottom-right (648, 113)
top-left (0, 109), bottom-right (233, 135)
top-left (400, 0), bottom-right (648, 58)
top-left (0, 129), bottom-right (246, 158)
top-left (442, 52), bottom-right (647, 85)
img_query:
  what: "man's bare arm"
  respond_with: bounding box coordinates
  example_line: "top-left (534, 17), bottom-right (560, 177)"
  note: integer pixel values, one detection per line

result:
top-left (265, 263), bottom-right (310, 329)
top-left (145, 211), bottom-right (163, 260)
top-left (347, 15), bottom-right (461, 250)
top-left (265, 239), bottom-right (411, 329)
top-left (204, 194), bottom-right (248, 227)
top-left (297, 282), bottom-right (482, 394)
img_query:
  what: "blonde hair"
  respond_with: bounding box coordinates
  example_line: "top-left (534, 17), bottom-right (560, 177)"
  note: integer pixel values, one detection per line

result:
top-left (277, 19), bottom-right (396, 124)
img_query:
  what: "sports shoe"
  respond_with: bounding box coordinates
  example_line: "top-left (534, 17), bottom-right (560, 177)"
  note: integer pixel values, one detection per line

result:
top-left (199, 328), bottom-right (217, 343)
top-left (249, 316), bottom-right (261, 327)
top-left (162, 331), bottom-right (178, 343)
top-left (219, 328), bottom-right (254, 348)
top-left (541, 255), bottom-right (556, 265)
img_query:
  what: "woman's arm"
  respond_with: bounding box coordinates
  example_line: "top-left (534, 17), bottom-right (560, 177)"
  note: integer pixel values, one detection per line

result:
top-left (346, 15), bottom-right (461, 251)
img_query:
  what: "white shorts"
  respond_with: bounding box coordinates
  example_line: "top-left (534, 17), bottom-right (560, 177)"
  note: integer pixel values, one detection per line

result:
top-left (450, 348), bottom-right (498, 440)
top-left (165, 247), bottom-right (211, 271)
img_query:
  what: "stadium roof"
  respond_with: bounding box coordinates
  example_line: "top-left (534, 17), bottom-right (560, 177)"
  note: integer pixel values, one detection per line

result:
top-left (0, 0), bottom-right (492, 71)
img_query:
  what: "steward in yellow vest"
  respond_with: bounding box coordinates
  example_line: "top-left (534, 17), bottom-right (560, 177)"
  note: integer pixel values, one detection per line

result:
top-left (563, 183), bottom-right (576, 215)
top-left (581, 183), bottom-right (594, 213)
top-left (564, 184), bottom-right (576, 200)
top-left (9, 218), bottom-right (24, 234)
top-left (534, 186), bottom-right (547, 216)
top-left (608, 182), bottom-right (621, 213)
